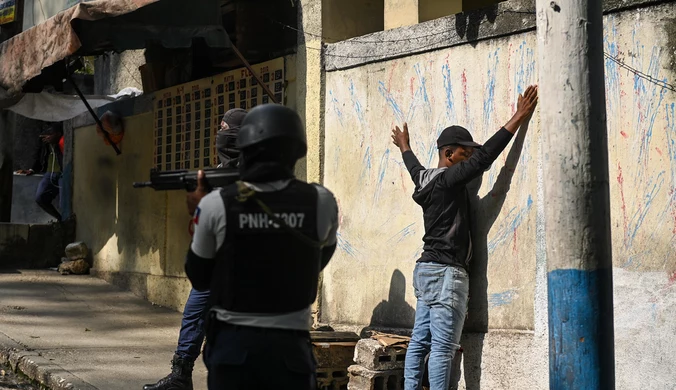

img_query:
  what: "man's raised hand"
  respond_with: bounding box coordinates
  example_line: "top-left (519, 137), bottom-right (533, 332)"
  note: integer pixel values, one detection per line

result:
top-left (391, 123), bottom-right (411, 153)
top-left (504, 85), bottom-right (538, 133)
top-left (516, 85), bottom-right (538, 119)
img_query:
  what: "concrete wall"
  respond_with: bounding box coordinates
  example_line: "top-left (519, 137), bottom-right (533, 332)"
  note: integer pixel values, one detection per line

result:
top-left (323, 0), bottom-right (384, 42)
top-left (384, 0), bottom-right (419, 30)
top-left (296, 0), bottom-right (325, 184)
top-left (321, 2), bottom-right (676, 388)
top-left (0, 219), bottom-right (76, 268)
top-left (72, 113), bottom-right (194, 310)
top-left (94, 51), bottom-right (145, 95)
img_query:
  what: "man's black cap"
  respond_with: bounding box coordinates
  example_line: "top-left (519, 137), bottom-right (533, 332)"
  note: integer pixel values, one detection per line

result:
top-left (437, 125), bottom-right (482, 149)
top-left (221, 108), bottom-right (247, 129)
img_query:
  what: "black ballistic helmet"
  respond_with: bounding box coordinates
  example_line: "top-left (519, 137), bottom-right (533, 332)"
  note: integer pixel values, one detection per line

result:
top-left (237, 104), bottom-right (307, 160)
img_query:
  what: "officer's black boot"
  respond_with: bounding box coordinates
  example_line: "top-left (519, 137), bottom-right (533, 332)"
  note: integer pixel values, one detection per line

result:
top-left (143, 354), bottom-right (194, 390)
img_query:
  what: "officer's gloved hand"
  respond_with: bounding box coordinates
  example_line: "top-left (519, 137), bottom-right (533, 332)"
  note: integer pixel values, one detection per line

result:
top-left (187, 170), bottom-right (209, 217)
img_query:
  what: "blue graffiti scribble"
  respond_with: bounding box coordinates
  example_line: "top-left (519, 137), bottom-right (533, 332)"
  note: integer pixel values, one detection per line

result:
top-left (442, 63), bottom-right (457, 122)
top-left (603, 17), bottom-right (620, 111)
top-left (349, 80), bottom-right (366, 125)
top-left (648, 105), bottom-right (676, 243)
top-left (389, 223), bottom-right (416, 243)
top-left (360, 146), bottom-right (372, 182)
top-left (514, 41), bottom-right (535, 96)
top-left (483, 49), bottom-right (500, 131)
top-left (378, 81), bottom-right (405, 123)
top-left (627, 171), bottom-right (665, 248)
top-left (630, 35), bottom-right (667, 185)
top-left (414, 63), bottom-right (431, 112)
top-left (621, 250), bottom-right (652, 270)
top-left (374, 149), bottom-right (390, 203)
top-left (489, 288), bottom-right (519, 308)
top-left (667, 103), bottom-right (676, 190)
top-left (512, 41), bottom-right (535, 184)
top-left (487, 195), bottom-right (533, 253)
top-left (336, 231), bottom-right (360, 258)
top-left (329, 90), bottom-right (344, 126)
top-left (412, 244), bottom-right (424, 260)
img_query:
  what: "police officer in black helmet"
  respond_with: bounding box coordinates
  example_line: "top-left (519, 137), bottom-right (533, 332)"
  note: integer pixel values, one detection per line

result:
top-left (185, 104), bottom-right (339, 390)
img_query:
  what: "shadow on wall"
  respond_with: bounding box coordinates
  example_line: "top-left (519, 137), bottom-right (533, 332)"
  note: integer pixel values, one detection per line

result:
top-left (83, 155), bottom-right (118, 261)
top-left (458, 118), bottom-right (532, 389)
top-left (455, 4), bottom-right (499, 48)
top-left (362, 269), bottom-right (416, 335)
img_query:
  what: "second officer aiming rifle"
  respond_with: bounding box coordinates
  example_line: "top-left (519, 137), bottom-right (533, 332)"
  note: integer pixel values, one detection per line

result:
top-left (133, 168), bottom-right (239, 192)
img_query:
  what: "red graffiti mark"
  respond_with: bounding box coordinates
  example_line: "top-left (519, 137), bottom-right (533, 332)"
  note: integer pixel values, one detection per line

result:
top-left (461, 70), bottom-right (469, 110)
top-left (410, 77), bottom-right (415, 97)
top-left (669, 270), bottom-right (676, 285)
top-left (620, 131), bottom-right (629, 138)
top-left (387, 62), bottom-right (397, 90)
top-left (336, 197), bottom-right (344, 226)
top-left (656, 147), bottom-right (664, 156)
top-left (512, 228), bottom-right (518, 254)
top-left (621, 90), bottom-right (627, 98)
top-left (617, 163), bottom-right (628, 243)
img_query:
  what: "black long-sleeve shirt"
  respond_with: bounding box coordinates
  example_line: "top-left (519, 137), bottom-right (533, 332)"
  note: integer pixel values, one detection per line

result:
top-left (403, 127), bottom-right (514, 269)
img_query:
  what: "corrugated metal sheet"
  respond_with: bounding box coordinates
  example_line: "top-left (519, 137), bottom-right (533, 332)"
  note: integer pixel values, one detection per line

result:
top-left (0, 0), bottom-right (229, 96)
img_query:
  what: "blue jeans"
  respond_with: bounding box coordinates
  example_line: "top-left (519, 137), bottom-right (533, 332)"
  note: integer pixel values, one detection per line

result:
top-left (175, 288), bottom-right (211, 361)
top-left (404, 262), bottom-right (469, 390)
top-left (35, 172), bottom-right (61, 221)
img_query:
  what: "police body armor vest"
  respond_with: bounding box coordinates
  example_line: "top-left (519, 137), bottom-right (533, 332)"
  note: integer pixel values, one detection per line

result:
top-left (212, 180), bottom-right (322, 314)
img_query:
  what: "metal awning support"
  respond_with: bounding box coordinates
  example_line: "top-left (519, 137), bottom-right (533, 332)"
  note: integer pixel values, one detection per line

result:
top-left (66, 72), bottom-right (121, 155)
top-left (230, 45), bottom-right (279, 104)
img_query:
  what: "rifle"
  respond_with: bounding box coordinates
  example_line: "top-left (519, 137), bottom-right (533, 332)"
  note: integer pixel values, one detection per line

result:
top-left (133, 168), bottom-right (239, 192)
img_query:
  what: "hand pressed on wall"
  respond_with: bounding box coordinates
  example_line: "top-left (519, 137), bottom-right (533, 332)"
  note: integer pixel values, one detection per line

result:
top-left (391, 122), bottom-right (411, 153)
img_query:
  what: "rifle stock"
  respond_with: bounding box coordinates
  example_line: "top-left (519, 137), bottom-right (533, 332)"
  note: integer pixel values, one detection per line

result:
top-left (133, 168), bottom-right (239, 192)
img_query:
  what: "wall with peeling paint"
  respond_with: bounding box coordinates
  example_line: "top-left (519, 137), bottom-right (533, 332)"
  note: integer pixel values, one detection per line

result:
top-left (321, 2), bottom-right (676, 389)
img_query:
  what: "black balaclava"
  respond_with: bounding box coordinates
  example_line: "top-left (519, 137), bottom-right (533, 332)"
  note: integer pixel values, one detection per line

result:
top-left (216, 109), bottom-right (247, 168)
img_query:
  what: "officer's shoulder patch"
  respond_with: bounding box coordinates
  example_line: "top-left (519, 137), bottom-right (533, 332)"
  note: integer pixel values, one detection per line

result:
top-left (193, 207), bottom-right (201, 225)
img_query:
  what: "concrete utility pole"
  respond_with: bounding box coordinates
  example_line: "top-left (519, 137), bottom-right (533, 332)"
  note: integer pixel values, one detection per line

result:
top-left (535, 1), bottom-right (616, 389)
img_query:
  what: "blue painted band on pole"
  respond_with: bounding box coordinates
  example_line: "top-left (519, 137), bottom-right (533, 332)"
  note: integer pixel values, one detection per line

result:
top-left (548, 268), bottom-right (615, 390)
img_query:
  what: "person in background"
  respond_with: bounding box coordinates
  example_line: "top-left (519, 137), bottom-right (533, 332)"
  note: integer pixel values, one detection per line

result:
top-left (15, 123), bottom-right (65, 222)
top-left (143, 108), bottom-right (247, 390)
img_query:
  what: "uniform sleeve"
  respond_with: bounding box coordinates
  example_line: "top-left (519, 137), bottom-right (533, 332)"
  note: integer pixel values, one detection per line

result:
top-left (185, 191), bottom-right (227, 291)
top-left (190, 191), bottom-right (227, 258)
top-left (314, 185), bottom-right (339, 270)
